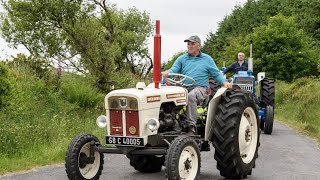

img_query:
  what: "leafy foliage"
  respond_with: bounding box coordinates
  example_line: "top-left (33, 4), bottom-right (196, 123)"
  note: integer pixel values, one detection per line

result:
top-left (222, 15), bottom-right (318, 81)
top-left (60, 73), bottom-right (104, 108)
top-left (161, 51), bottom-right (185, 71)
top-left (0, 62), bottom-right (105, 172)
top-left (0, 62), bottom-right (15, 109)
top-left (1, 0), bottom-right (153, 92)
top-left (6, 54), bottom-right (51, 79)
top-left (248, 15), bottom-right (318, 81)
top-left (202, 0), bottom-right (319, 81)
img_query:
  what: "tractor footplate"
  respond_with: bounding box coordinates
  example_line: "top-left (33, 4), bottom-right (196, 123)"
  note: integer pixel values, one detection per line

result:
top-left (200, 141), bottom-right (210, 151)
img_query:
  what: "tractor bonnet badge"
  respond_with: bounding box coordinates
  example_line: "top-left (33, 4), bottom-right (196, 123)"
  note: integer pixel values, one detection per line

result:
top-left (129, 126), bottom-right (136, 134)
top-left (119, 98), bottom-right (127, 108)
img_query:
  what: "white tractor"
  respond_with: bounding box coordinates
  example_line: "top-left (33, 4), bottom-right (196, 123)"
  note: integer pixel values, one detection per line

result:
top-left (65, 20), bottom-right (261, 180)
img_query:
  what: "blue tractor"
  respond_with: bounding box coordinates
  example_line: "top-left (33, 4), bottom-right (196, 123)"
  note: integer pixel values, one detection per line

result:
top-left (211, 43), bottom-right (275, 134)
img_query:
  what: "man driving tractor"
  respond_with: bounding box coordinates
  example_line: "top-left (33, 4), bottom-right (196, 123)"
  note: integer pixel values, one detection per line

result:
top-left (222, 52), bottom-right (249, 75)
top-left (161, 35), bottom-right (232, 135)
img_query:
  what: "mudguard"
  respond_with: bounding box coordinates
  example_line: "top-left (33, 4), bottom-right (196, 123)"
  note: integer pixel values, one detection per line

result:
top-left (204, 85), bottom-right (240, 141)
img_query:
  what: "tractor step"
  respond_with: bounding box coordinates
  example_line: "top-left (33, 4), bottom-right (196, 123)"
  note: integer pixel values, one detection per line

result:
top-left (200, 141), bottom-right (210, 151)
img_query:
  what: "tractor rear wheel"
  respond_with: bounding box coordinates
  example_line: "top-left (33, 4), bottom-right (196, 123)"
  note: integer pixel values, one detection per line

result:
top-left (127, 154), bottom-right (164, 173)
top-left (209, 77), bottom-right (221, 100)
top-left (212, 90), bottom-right (260, 179)
top-left (263, 105), bottom-right (274, 135)
top-left (260, 78), bottom-right (275, 107)
top-left (260, 120), bottom-right (265, 130)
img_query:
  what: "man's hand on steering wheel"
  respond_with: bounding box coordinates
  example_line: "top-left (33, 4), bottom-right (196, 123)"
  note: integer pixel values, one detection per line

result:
top-left (161, 72), bottom-right (196, 87)
top-left (161, 71), bottom-right (170, 78)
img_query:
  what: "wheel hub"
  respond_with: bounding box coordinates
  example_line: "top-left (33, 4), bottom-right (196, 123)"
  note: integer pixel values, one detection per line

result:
top-left (79, 153), bottom-right (88, 168)
top-left (78, 142), bottom-right (101, 179)
top-left (239, 107), bottom-right (258, 164)
top-left (179, 146), bottom-right (198, 179)
top-left (184, 158), bottom-right (192, 171)
top-left (245, 128), bottom-right (252, 142)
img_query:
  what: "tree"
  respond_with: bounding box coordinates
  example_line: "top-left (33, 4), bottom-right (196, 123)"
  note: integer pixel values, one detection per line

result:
top-left (245, 14), bottom-right (318, 81)
top-left (219, 35), bottom-right (248, 69)
top-left (161, 51), bottom-right (185, 71)
top-left (1, 0), bottom-right (153, 92)
top-left (203, 0), bottom-right (320, 63)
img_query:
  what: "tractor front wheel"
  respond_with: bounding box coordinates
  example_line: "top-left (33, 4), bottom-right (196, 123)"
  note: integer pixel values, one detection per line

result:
top-left (65, 134), bottom-right (104, 180)
top-left (165, 135), bottom-right (200, 180)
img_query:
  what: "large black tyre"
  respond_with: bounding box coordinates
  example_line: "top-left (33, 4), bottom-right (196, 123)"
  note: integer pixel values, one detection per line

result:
top-left (209, 77), bottom-right (221, 100)
top-left (260, 119), bottom-right (265, 130)
top-left (127, 154), bottom-right (164, 173)
top-left (65, 134), bottom-right (104, 180)
top-left (212, 90), bottom-right (260, 179)
top-left (263, 105), bottom-right (274, 135)
top-left (260, 78), bottom-right (275, 107)
top-left (165, 135), bottom-right (201, 180)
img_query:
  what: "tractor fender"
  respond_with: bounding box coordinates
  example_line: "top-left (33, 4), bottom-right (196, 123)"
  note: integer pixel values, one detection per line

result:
top-left (204, 85), bottom-right (241, 141)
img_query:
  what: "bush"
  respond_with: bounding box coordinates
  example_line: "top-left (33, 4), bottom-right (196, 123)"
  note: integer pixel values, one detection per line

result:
top-left (0, 62), bottom-right (16, 109)
top-left (0, 64), bottom-right (105, 170)
top-left (60, 73), bottom-right (104, 108)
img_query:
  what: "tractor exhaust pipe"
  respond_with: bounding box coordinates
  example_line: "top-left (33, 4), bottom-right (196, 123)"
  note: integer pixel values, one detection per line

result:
top-left (248, 41), bottom-right (253, 72)
top-left (153, 20), bottom-right (161, 89)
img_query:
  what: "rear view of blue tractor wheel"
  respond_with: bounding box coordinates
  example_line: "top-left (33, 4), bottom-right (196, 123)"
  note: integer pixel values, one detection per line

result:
top-left (263, 105), bottom-right (274, 134)
top-left (259, 78), bottom-right (275, 134)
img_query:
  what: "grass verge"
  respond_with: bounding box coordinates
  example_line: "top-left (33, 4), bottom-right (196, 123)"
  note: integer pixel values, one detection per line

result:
top-left (275, 77), bottom-right (320, 144)
top-left (0, 64), bottom-right (106, 175)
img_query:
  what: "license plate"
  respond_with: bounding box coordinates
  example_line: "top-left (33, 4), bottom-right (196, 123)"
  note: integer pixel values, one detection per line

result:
top-left (106, 136), bottom-right (144, 147)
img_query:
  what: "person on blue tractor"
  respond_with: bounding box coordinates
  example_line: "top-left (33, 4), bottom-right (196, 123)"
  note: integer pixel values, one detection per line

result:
top-left (222, 52), bottom-right (248, 75)
top-left (161, 35), bottom-right (232, 135)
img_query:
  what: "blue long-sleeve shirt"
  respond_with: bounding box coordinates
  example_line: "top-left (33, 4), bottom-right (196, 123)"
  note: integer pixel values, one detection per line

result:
top-left (168, 52), bottom-right (226, 88)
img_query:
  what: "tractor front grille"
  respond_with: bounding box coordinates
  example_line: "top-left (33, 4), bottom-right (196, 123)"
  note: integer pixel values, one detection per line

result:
top-left (235, 77), bottom-right (253, 85)
top-left (110, 110), bottom-right (123, 136)
top-left (109, 108), bottom-right (140, 136)
top-left (108, 96), bottom-right (140, 136)
top-left (239, 85), bottom-right (253, 92)
top-left (125, 110), bottom-right (139, 137)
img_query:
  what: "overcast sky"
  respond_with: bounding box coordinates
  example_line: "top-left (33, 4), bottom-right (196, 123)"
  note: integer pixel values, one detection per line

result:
top-left (0, 0), bottom-right (247, 62)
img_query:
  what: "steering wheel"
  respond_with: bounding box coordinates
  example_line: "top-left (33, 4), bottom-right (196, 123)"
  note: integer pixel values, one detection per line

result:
top-left (164, 73), bottom-right (196, 87)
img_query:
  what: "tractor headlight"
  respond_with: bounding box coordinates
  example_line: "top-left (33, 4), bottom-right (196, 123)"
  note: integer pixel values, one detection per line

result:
top-left (96, 115), bottom-right (107, 128)
top-left (108, 97), bottom-right (138, 110)
top-left (146, 118), bottom-right (159, 132)
top-left (129, 99), bottom-right (138, 109)
top-left (110, 99), bottom-right (119, 109)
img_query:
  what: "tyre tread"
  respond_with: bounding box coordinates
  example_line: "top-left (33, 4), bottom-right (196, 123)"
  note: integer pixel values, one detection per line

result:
top-left (212, 90), bottom-right (260, 179)
top-left (165, 135), bottom-right (201, 180)
top-left (65, 134), bottom-right (104, 180)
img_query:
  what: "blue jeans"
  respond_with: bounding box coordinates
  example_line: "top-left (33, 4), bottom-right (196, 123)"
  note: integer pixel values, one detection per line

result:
top-left (186, 86), bottom-right (208, 127)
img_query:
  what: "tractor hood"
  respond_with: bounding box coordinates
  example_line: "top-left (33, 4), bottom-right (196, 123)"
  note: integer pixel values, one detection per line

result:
top-left (105, 82), bottom-right (188, 111)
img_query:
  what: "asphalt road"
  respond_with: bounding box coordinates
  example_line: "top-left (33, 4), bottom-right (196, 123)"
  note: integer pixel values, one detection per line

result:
top-left (1, 121), bottom-right (320, 180)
